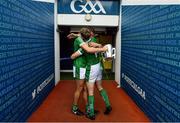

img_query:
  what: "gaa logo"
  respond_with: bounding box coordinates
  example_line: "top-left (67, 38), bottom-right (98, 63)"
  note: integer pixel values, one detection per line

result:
top-left (70, 0), bottom-right (106, 14)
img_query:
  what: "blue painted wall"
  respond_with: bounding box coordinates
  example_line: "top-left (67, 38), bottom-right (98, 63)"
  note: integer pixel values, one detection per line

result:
top-left (0, 0), bottom-right (54, 121)
top-left (121, 5), bottom-right (180, 122)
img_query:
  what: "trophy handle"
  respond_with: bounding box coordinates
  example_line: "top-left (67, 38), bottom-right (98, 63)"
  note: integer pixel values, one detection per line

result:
top-left (112, 48), bottom-right (116, 59)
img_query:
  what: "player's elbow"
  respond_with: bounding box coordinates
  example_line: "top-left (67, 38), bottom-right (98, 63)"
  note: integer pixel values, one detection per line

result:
top-left (71, 55), bottom-right (75, 60)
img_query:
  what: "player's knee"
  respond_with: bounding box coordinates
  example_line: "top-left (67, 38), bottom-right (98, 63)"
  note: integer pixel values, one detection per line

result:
top-left (78, 84), bottom-right (84, 91)
top-left (83, 85), bottom-right (87, 90)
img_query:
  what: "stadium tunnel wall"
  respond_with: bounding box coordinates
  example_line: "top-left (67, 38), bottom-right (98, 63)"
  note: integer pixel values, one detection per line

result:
top-left (0, 0), bottom-right (55, 121)
top-left (1, 0), bottom-right (180, 122)
top-left (121, 0), bottom-right (180, 122)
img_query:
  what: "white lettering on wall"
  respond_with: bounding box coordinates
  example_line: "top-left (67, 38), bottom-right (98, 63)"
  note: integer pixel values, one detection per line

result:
top-left (32, 74), bottom-right (54, 100)
top-left (70, 0), bottom-right (106, 14)
top-left (122, 73), bottom-right (146, 100)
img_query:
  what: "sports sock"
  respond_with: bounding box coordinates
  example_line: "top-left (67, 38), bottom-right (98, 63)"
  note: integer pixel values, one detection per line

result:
top-left (85, 104), bottom-right (89, 113)
top-left (100, 89), bottom-right (110, 107)
top-left (88, 96), bottom-right (94, 116)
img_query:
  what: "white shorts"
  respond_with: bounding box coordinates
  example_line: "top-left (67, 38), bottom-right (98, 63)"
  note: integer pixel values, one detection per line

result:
top-left (73, 66), bottom-right (86, 80)
top-left (86, 62), bottom-right (102, 83)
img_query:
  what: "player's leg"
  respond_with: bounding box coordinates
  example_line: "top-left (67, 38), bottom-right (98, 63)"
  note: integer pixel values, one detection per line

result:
top-left (96, 68), bottom-right (112, 115)
top-left (72, 67), bottom-right (86, 116)
top-left (82, 84), bottom-right (89, 113)
top-left (85, 64), bottom-right (98, 120)
top-left (72, 79), bottom-right (85, 115)
top-left (86, 82), bottom-right (95, 120)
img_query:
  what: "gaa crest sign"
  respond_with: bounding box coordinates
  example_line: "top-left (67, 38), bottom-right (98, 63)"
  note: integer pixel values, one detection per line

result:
top-left (70, 0), bottom-right (106, 14)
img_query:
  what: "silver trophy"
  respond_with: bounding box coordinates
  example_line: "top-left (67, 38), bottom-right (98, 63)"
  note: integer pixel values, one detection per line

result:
top-left (103, 44), bottom-right (116, 60)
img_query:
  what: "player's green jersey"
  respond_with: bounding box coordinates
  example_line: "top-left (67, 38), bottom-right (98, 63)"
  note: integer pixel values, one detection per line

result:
top-left (85, 37), bottom-right (100, 66)
top-left (77, 37), bottom-right (104, 81)
top-left (73, 37), bottom-right (86, 68)
top-left (78, 37), bottom-right (101, 66)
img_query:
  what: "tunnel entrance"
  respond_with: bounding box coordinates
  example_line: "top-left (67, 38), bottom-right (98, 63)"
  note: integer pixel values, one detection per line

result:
top-left (58, 26), bottom-right (117, 80)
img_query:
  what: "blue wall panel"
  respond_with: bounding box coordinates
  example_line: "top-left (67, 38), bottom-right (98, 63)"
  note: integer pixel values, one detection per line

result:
top-left (0, 0), bottom-right (54, 121)
top-left (58, 0), bottom-right (119, 15)
top-left (121, 5), bottom-right (180, 122)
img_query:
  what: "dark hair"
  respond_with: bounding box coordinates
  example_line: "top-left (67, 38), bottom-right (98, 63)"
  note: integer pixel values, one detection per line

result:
top-left (87, 26), bottom-right (95, 33)
top-left (80, 27), bottom-right (91, 41)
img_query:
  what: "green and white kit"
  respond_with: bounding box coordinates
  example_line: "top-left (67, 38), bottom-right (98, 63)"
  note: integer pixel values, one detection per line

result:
top-left (77, 37), bottom-right (103, 83)
top-left (73, 37), bottom-right (86, 80)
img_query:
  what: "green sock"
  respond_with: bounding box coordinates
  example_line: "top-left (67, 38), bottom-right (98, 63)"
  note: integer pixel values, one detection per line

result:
top-left (72, 104), bottom-right (78, 111)
top-left (100, 89), bottom-right (110, 107)
top-left (85, 104), bottom-right (89, 113)
top-left (88, 96), bottom-right (94, 116)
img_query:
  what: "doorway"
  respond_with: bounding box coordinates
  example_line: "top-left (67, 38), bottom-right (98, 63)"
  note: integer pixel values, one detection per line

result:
top-left (58, 26), bottom-right (117, 80)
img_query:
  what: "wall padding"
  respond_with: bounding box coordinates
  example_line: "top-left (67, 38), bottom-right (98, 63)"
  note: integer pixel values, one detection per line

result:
top-left (0, 0), bottom-right (54, 121)
top-left (121, 5), bottom-right (180, 122)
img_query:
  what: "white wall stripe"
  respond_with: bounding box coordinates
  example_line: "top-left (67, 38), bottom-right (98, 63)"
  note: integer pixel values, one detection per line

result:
top-left (58, 14), bottom-right (119, 26)
top-left (122, 0), bottom-right (180, 5)
top-left (32, 0), bottom-right (54, 3)
top-left (54, 0), bottom-right (60, 85)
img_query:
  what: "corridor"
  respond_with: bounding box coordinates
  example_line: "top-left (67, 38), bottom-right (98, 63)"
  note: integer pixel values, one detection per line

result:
top-left (28, 80), bottom-right (150, 122)
top-left (1, 0), bottom-right (180, 122)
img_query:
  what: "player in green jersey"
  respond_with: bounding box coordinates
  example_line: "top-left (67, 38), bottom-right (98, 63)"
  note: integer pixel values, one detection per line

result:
top-left (71, 27), bottom-right (112, 120)
top-left (70, 28), bottom-right (108, 117)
